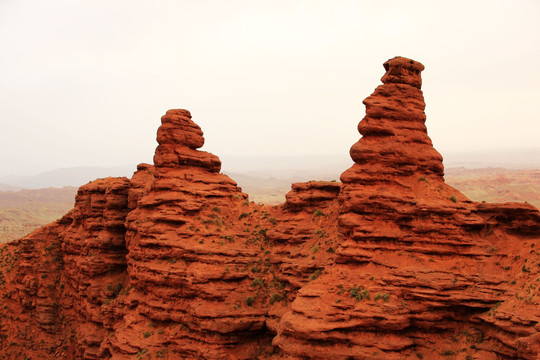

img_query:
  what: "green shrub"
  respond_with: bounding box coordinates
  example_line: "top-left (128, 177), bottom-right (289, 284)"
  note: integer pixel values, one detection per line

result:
top-left (269, 293), bottom-right (283, 305)
top-left (251, 278), bottom-right (264, 287)
top-left (313, 210), bottom-right (324, 217)
top-left (309, 269), bottom-right (321, 281)
top-left (350, 285), bottom-right (370, 301)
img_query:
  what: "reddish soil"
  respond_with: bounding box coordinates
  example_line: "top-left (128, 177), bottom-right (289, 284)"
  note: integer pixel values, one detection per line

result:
top-left (0, 57), bottom-right (538, 360)
top-left (446, 168), bottom-right (540, 208)
top-left (0, 187), bottom-right (77, 243)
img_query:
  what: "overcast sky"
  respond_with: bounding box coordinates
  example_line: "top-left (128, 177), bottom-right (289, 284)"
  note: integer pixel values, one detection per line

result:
top-left (1, 0), bottom-right (539, 177)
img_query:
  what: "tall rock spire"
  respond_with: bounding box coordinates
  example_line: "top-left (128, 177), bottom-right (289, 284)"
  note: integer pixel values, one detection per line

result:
top-left (153, 109), bottom-right (221, 172)
top-left (342, 56), bottom-right (444, 185)
top-left (274, 57), bottom-right (540, 359)
top-left (1, 62), bottom-right (538, 360)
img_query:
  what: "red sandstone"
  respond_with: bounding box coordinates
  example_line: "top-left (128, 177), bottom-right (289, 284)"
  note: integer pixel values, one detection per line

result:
top-left (0, 57), bottom-right (538, 360)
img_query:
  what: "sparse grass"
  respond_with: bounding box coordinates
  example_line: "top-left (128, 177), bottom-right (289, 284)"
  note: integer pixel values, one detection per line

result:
top-left (374, 292), bottom-right (390, 302)
top-left (252, 278), bottom-right (264, 287)
top-left (156, 348), bottom-right (168, 358)
top-left (350, 285), bottom-right (370, 301)
top-left (309, 269), bottom-right (321, 281)
top-left (269, 293), bottom-right (284, 305)
top-left (238, 212), bottom-right (249, 220)
top-left (136, 349), bottom-right (148, 359)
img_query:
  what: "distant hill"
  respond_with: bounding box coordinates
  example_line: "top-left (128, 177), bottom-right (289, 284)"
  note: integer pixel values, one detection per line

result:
top-left (1, 148), bottom-right (540, 189)
top-left (445, 167), bottom-right (540, 208)
top-left (0, 187), bottom-right (77, 243)
top-left (0, 184), bottom-right (22, 192)
top-left (227, 167), bottom-right (540, 208)
top-left (442, 148), bottom-right (540, 169)
top-left (0, 165), bottom-right (135, 189)
top-left (1, 161), bottom-right (538, 243)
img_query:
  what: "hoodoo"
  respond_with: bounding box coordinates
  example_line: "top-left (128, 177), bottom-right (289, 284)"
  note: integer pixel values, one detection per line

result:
top-left (0, 58), bottom-right (538, 360)
top-left (274, 56), bottom-right (540, 359)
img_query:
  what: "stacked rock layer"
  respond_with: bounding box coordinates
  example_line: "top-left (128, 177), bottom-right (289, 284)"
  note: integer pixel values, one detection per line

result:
top-left (0, 58), bottom-right (539, 360)
top-left (273, 57), bottom-right (540, 360)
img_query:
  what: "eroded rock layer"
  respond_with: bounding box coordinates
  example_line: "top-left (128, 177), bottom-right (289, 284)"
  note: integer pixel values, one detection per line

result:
top-left (0, 177), bottom-right (131, 359)
top-left (0, 58), bottom-right (538, 360)
top-left (273, 57), bottom-right (540, 360)
top-left (111, 110), bottom-right (277, 359)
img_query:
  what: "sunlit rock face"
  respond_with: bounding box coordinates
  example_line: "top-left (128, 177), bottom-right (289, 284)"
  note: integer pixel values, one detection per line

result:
top-left (273, 57), bottom-right (540, 360)
top-left (0, 58), bottom-right (539, 360)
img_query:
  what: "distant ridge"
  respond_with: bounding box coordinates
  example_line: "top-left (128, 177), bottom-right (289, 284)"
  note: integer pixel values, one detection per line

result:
top-left (0, 184), bottom-right (22, 192)
top-left (0, 165), bottom-right (136, 189)
top-left (442, 147), bottom-right (540, 169)
top-left (2, 148), bottom-right (540, 190)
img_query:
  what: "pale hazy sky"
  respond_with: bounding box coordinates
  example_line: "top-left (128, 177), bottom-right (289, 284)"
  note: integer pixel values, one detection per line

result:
top-left (1, 0), bottom-right (539, 177)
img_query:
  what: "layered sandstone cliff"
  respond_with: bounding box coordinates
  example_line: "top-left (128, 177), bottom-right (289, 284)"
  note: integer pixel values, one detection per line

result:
top-left (272, 56), bottom-right (540, 360)
top-left (0, 57), bottom-right (538, 360)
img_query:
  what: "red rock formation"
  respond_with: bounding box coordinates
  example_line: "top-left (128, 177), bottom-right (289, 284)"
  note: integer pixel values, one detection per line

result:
top-left (273, 57), bottom-right (540, 360)
top-left (266, 181), bottom-right (341, 332)
top-left (0, 58), bottom-right (538, 360)
top-left (110, 109), bottom-right (278, 359)
top-left (0, 177), bottom-right (131, 359)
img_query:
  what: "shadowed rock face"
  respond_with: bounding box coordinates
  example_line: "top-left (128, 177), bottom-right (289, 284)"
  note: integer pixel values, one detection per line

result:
top-left (0, 57), bottom-right (539, 360)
